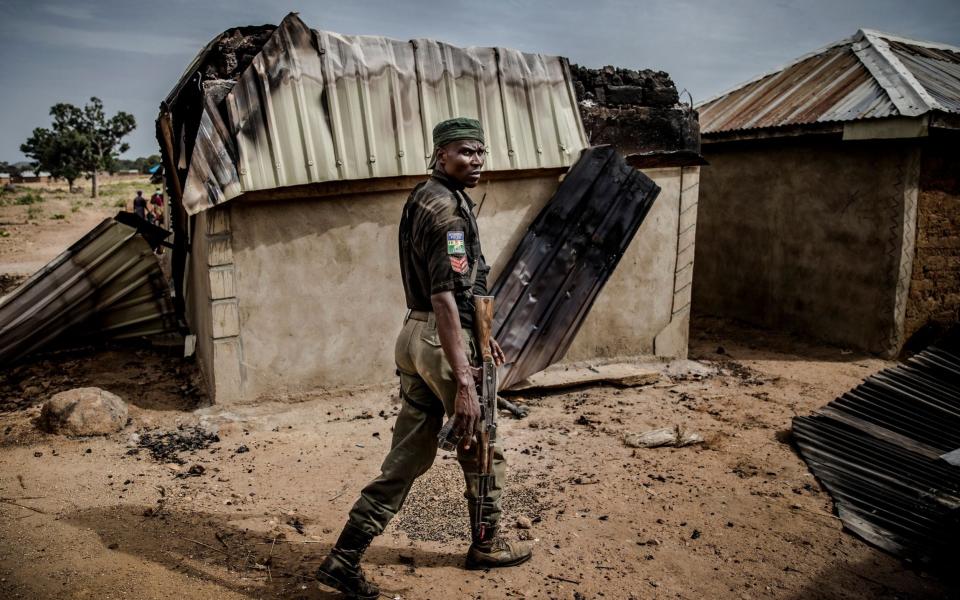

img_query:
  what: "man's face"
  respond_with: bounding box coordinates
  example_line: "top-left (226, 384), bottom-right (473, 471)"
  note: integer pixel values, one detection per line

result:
top-left (436, 139), bottom-right (486, 188)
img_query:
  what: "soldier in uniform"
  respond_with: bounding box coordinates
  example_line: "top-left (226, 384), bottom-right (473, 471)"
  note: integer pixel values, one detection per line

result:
top-left (316, 118), bottom-right (532, 598)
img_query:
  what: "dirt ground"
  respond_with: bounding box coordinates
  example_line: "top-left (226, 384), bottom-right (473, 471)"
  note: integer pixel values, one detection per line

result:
top-left (0, 194), bottom-right (954, 599)
top-left (0, 322), bottom-right (953, 599)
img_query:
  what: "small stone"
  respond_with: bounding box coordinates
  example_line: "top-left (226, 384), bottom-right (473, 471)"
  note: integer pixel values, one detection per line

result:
top-left (33, 451), bottom-right (43, 458)
top-left (516, 515), bottom-right (533, 529)
top-left (108, 543), bottom-right (119, 550)
top-left (39, 387), bottom-right (128, 436)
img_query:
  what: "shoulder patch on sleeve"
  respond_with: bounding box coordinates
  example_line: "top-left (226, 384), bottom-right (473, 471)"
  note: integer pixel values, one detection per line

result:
top-left (446, 231), bottom-right (466, 255)
top-left (450, 255), bottom-right (469, 274)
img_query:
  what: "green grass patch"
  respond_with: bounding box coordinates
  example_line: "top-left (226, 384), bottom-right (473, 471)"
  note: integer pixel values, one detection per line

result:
top-left (26, 206), bottom-right (43, 220)
top-left (50, 213), bottom-right (66, 220)
top-left (16, 191), bottom-right (44, 205)
top-left (0, 229), bottom-right (9, 238)
top-left (113, 199), bottom-right (126, 208)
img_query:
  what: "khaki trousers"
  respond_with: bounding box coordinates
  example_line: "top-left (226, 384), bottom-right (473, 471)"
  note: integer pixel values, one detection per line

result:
top-left (346, 313), bottom-right (506, 537)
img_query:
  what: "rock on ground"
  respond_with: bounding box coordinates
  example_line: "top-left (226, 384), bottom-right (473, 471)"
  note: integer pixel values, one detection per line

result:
top-left (39, 387), bottom-right (128, 436)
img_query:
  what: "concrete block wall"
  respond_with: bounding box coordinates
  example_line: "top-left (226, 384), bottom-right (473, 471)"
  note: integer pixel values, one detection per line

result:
top-left (186, 206), bottom-right (245, 401)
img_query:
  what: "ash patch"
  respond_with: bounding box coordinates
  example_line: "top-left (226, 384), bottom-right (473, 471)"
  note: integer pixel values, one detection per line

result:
top-left (391, 460), bottom-right (550, 543)
top-left (131, 426), bottom-right (220, 464)
top-left (0, 274), bottom-right (26, 296)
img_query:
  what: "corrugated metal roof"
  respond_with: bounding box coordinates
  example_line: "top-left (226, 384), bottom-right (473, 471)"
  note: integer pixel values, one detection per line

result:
top-left (886, 38), bottom-right (960, 114)
top-left (699, 29), bottom-right (960, 135)
top-left (491, 146), bottom-right (660, 390)
top-left (175, 13), bottom-right (588, 215)
top-left (792, 327), bottom-right (960, 565)
top-left (0, 214), bottom-right (176, 365)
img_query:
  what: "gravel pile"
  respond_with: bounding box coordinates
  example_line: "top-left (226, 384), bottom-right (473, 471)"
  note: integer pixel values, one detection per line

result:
top-left (392, 459), bottom-right (551, 542)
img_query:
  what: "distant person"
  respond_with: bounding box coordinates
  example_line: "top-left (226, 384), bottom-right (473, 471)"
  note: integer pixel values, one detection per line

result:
top-left (150, 189), bottom-right (165, 224)
top-left (132, 191), bottom-right (148, 220)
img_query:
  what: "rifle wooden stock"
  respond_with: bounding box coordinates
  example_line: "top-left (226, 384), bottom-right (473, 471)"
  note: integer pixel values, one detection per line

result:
top-left (473, 295), bottom-right (496, 541)
top-left (475, 296), bottom-right (494, 361)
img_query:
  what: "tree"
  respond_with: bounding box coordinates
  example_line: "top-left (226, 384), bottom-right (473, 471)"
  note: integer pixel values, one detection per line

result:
top-left (20, 97), bottom-right (135, 198)
top-left (20, 127), bottom-right (85, 189)
top-left (0, 161), bottom-right (22, 177)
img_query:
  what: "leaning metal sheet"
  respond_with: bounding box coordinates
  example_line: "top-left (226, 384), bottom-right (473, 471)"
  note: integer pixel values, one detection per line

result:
top-left (491, 146), bottom-right (661, 390)
top-left (180, 13), bottom-right (587, 215)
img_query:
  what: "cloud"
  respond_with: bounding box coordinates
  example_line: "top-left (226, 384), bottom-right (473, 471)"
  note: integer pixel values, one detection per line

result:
top-left (41, 4), bottom-right (95, 20)
top-left (18, 22), bottom-right (201, 56)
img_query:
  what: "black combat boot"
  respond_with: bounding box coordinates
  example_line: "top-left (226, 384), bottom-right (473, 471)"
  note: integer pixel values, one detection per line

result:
top-left (316, 523), bottom-right (380, 599)
top-left (465, 516), bottom-right (533, 570)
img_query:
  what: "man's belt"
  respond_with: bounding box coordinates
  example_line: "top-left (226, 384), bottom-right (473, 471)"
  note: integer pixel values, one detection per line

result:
top-left (407, 309), bottom-right (431, 322)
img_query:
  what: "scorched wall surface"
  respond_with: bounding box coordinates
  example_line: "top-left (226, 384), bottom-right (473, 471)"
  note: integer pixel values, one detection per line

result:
top-left (694, 136), bottom-right (920, 355)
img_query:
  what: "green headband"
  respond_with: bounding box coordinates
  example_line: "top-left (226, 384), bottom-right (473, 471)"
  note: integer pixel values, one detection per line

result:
top-left (429, 117), bottom-right (485, 169)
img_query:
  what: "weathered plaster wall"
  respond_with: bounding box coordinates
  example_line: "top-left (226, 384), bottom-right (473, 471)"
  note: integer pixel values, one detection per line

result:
top-left (694, 137), bottom-right (920, 355)
top-left (195, 167), bottom-right (693, 403)
top-left (904, 133), bottom-right (960, 346)
top-left (565, 166), bottom-right (698, 360)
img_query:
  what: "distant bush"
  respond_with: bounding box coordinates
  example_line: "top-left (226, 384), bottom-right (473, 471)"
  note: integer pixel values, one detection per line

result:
top-left (113, 199), bottom-right (126, 208)
top-left (50, 213), bottom-right (66, 220)
top-left (0, 229), bottom-right (9, 238)
top-left (26, 206), bottom-right (42, 220)
top-left (16, 191), bottom-right (43, 205)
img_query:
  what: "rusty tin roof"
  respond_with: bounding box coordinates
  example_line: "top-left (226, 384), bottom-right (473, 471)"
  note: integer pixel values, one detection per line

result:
top-left (166, 13), bottom-right (588, 215)
top-left (698, 29), bottom-right (960, 135)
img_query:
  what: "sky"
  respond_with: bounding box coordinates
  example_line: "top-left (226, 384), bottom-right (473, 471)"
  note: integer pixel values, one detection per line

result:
top-left (1, 0), bottom-right (958, 162)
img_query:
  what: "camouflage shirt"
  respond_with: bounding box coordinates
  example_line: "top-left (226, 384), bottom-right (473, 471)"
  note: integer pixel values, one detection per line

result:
top-left (398, 171), bottom-right (490, 329)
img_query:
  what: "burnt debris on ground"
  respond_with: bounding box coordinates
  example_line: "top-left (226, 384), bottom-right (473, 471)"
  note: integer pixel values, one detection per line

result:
top-left (131, 425), bottom-right (221, 464)
top-left (0, 274), bottom-right (26, 296)
top-left (0, 344), bottom-right (206, 414)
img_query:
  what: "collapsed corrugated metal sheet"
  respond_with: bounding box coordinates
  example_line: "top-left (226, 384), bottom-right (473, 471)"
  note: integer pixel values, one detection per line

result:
top-left (699, 29), bottom-right (960, 135)
top-left (491, 146), bottom-right (660, 390)
top-left (792, 327), bottom-right (960, 565)
top-left (0, 214), bottom-right (177, 365)
top-left (172, 12), bottom-right (588, 215)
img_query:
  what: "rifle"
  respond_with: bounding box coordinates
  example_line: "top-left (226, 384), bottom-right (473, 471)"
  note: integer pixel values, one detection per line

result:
top-left (472, 295), bottom-right (497, 542)
top-left (433, 296), bottom-right (498, 540)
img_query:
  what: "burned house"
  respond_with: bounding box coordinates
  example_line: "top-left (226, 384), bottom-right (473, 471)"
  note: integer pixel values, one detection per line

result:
top-left (158, 13), bottom-right (701, 403)
top-left (694, 30), bottom-right (960, 356)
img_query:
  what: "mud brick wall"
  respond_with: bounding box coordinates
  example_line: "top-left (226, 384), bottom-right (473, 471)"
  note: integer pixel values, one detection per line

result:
top-left (904, 134), bottom-right (960, 346)
top-left (570, 65), bottom-right (699, 155)
top-left (695, 137), bottom-right (918, 355)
